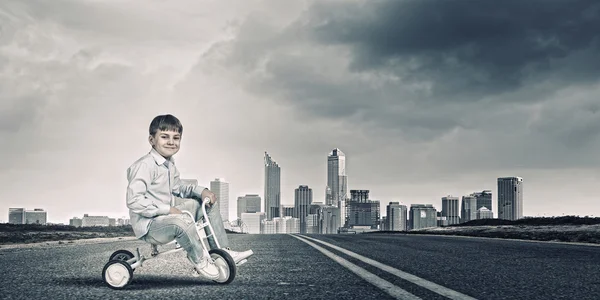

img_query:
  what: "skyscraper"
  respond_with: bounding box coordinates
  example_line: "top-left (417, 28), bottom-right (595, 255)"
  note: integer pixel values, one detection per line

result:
top-left (237, 194), bottom-right (261, 220)
top-left (472, 190), bottom-right (493, 216)
top-left (327, 148), bottom-right (348, 228)
top-left (264, 152), bottom-right (281, 220)
top-left (210, 178), bottom-right (230, 222)
top-left (294, 185), bottom-right (313, 234)
top-left (347, 190), bottom-right (379, 229)
top-left (460, 195), bottom-right (477, 223)
top-left (409, 204), bottom-right (437, 230)
top-left (441, 196), bottom-right (460, 225)
top-left (386, 202), bottom-right (407, 231)
top-left (498, 177), bottom-right (524, 220)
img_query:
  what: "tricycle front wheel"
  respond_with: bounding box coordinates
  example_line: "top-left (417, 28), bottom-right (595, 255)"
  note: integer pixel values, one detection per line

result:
top-left (209, 249), bottom-right (236, 284)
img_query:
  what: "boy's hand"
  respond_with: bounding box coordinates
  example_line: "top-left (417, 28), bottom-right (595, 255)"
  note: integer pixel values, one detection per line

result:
top-left (169, 207), bottom-right (182, 214)
top-left (201, 189), bottom-right (218, 205)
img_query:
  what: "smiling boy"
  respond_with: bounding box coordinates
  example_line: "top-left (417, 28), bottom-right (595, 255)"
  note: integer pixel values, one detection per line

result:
top-left (126, 114), bottom-right (253, 280)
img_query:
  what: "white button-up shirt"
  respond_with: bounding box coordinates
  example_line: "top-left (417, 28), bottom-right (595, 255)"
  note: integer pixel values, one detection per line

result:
top-left (126, 148), bottom-right (206, 238)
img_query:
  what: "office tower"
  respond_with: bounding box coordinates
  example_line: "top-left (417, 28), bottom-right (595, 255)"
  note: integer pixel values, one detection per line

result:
top-left (409, 204), bottom-right (437, 230)
top-left (460, 195), bottom-right (478, 223)
top-left (477, 207), bottom-right (493, 219)
top-left (264, 152), bottom-right (281, 220)
top-left (25, 208), bottom-right (47, 225)
top-left (386, 202), bottom-right (408, 231)
top-left (472, 190), bottom-right (493, 217)
top-left (237, 194), bottom-right (261, 220)
top-left (347, 200), bottom-right (380, 229)
top-left (498, 177), bottom-right (524, 220)
top-left (210, 178), bottom-right (230, 222)
top-left (442, 196), bottom-right (460, 225)
top-left (8, 208), bottom-right (25, 224)
top-left (327, 148), bottom-right (348, 227)
top-left (241, 212), bottom-right (265, 234)
top-left (294, 185), bottom-right (313, 234)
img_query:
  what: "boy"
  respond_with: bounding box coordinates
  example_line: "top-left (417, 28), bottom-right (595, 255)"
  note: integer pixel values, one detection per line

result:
top-left (126, 114), bottom-right (253, 280)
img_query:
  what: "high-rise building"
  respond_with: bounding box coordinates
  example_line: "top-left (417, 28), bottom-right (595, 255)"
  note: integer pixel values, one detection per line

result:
top-left (210, 178), bottom-right (230, 222)
top-left (347, 200), bottom-right (380, 229)
top-left (460, 195), bottom-right (478, 223)
top-left (441, 196), bottom-right (460, 225)
top-left (25, 208), bottom-right (47, 225)
top-left (264, 152), bottom-right (281, 220)
top-left (294, 185), bottom-right (313, 234)
top-left (386, 202), bottom-right (408, 231)
top-left (237, 194), bottom-right (261, 220)
top-left (8, 208), bottom-right (25, 224)
top-left (498, 177), bottom-right (524, 220)
top-left (472, 190), bottom-right (493, 217)
top-left (409, 204), bottom-right (437, 230)
top-left (327, 148), bottom-right (348, 228)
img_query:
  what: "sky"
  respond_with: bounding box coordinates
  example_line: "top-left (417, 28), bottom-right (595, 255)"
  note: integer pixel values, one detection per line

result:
top-left (1, 0), bottom-right (600, 224)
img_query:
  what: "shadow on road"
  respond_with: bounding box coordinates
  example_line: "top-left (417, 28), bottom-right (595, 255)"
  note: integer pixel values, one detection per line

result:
top-left (55, 275), bottom-right (214, 290)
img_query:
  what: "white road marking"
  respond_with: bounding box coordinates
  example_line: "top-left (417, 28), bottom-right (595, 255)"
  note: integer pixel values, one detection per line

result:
top-left (298, 235), bottom-right (478, 300)
top-left (291, 234), bottom-right (422, 300)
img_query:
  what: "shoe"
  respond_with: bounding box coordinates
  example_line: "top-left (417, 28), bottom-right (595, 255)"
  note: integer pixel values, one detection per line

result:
top-left (223, 248), bottom-right (254, 264)
top-left (194, 257), bottom-right (220, 280)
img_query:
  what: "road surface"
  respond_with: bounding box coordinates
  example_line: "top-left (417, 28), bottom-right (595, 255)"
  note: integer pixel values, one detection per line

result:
top-left (0, 233), bottom-right (598, 299)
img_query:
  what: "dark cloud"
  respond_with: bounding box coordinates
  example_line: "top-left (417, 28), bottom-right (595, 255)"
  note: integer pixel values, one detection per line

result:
top-left (192, 0), bottom-right (600, 174)
top-left (307, 0), bottom-right (600, 99)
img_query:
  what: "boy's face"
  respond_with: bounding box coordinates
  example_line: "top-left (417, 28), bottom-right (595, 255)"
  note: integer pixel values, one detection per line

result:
top-left (149, 130), bottom-right (181, 159)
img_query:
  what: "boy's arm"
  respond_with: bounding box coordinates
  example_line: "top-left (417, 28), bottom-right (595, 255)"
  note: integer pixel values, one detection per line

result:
top-left (126, 162), bottom-right (171, 217)
top-left (171, 165), bottom-right (207, 200)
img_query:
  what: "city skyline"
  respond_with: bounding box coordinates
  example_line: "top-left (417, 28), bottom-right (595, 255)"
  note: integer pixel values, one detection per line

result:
top-left (2, 1), bottom-right (600, 224)
top-left (3, 147), bottom-right (593, 224)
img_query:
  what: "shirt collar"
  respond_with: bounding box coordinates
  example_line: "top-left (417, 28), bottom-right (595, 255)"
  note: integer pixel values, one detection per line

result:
top-left (150, 148), bottom-right (174, 166)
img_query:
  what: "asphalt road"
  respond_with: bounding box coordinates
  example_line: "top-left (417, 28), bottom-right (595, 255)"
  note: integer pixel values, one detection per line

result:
top-left (0, 233), bottom-right (598, 300)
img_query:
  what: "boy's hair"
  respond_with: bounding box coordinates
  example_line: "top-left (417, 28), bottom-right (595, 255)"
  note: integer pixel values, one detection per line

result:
top-left (149, 114), bottom-right (183, 136)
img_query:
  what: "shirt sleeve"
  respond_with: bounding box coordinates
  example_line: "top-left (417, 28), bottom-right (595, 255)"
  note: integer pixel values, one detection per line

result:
top-left (171, 165), bottom-right (207, 200)
top-left (126, 162), bottom-right (171, 217)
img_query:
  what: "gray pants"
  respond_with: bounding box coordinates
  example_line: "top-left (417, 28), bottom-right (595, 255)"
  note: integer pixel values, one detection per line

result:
top-left (142, 197), bottom-right (229, 264)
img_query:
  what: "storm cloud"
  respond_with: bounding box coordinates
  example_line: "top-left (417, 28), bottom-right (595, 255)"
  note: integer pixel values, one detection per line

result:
top-left (192, 0), bottom-right (600, 171)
